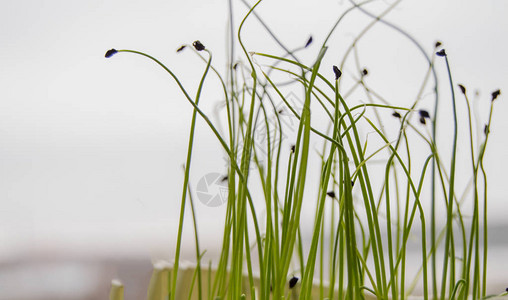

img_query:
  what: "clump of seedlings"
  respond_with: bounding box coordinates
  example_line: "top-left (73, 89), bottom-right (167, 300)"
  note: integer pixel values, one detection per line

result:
top-left (104, 1), bottom-right (503, 299)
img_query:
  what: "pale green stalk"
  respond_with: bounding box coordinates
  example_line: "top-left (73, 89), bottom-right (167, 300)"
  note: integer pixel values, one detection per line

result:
top-left (439, 53), bottom-right (458, 300)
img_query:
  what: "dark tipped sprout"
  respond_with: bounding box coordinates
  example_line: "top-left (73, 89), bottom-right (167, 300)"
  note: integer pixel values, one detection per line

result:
top-left (193, 40), bottom-right (205, 51)
top-left (392, 111), bottom-right (401, 118)
top-left (362, 68), bottom-right (368, 76)
top-left (435, 41), bottom-right (442, 48)
top-left (436, 49), bottom-right (447, 57)
top-left (176, 45), bottom-right (186, 52)
top-left (491, 89), bottom-right (501, 101)
top-left (288, 276), bottom-right (299, 289)
top-left (419, 109), bottom-right (430, 119)
top-left (326, 191), bottom-right (336, 198)
top-left (105, 49), bottom-right (118, 58)
top-left (419, 116), bottom-right (427, 125)
top-left (458, 84), bottom-right (466, 94)
top-left (290, 144), bottom-right (295, 153)
top-left (332, 65), bottom-right (342, 80)
top-left (484, 125), bottom-right (489, 135)
top-left (305, 36), bottom-right (313, 48)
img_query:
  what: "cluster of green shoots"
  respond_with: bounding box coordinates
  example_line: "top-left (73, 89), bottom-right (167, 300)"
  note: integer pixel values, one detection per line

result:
top-left (105, 1), bottom-right (503, 299)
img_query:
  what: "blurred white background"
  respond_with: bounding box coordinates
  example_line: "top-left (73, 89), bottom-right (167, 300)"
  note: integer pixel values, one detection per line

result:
top-left (1, 0), bottom-right (507, 298)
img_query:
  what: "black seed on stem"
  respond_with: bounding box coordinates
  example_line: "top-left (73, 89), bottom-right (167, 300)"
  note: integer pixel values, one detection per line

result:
top-left (305, 36), bottom-right (313, 48)
top-left (458, 84), bottom-right (466, 94)
top-left (484, 125), bottom-right (489, 135)
top-left (105, 49), bottom-right (118, 58)
top-left (505, 287), bottom-right (508, 292)
top-left (290, 145), bottom-right (295, 153)
top-left (176, 45), bottom-right (186, 52)
top-left (326, 191), bottom-right (336, 198)
top-left (491, 89), bottom-right (501, 101)
top-left (419, 116), bottom-right (426, 125)
top-left (351, 180), bottom-right (355, 187)
top-left (435, 41), bottom-right (442, 48)
top-left (436, 49), bottom-right (447, 57)
top-left (333, 65), bottom-right (342, 80)
top-left (289, 277), bottom-right (299, 289)
top-left (419, 110), bottom-right (430, 119)
top-left (362, 68), bottom-right (368, 76)
top-left (193, 40), bottom-right (205, 51)
top-left (233, 62), bottom-right (239, 70)
top-left (392, 112), bottom-right (401, 118)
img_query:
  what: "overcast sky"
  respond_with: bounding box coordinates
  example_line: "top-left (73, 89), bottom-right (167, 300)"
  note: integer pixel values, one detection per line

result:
top-left (1, 0), bottom-right (507, 261)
